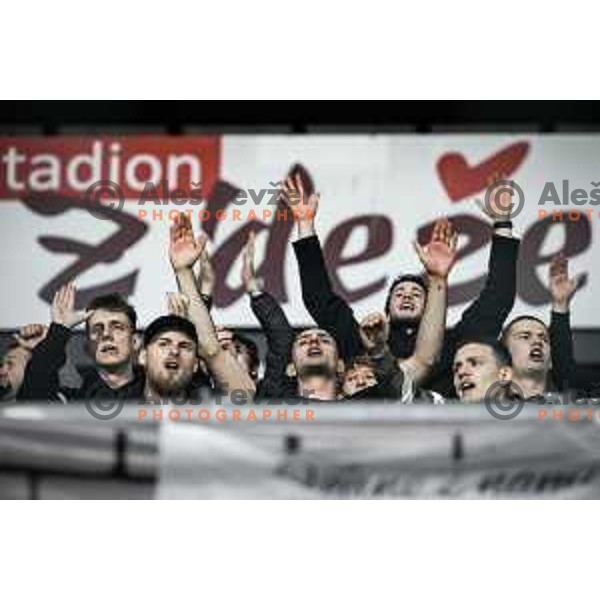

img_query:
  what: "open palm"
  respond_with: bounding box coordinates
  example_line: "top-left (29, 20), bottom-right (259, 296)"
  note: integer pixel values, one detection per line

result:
top-left (281, 174), bottom-right (319, 221)
top-left (414, 219), bottom-right (458, 278)
top-left (549, 254), bottom-right (580, 306)
top-left (169, 213), bottom-right (206, 271)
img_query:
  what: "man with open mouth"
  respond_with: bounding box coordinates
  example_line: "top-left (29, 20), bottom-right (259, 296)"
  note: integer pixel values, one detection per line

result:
top-left (18, 287), bottom-right (144, 403)
top-left (139, 315), bottom-right (200, 400)
top-left (285, 327), bottom-right (344, 400)
top-left (501, 316), bottom-right (552, 399)
top-left (283, 168), bottom-right (520, 398)
top-left (452, 337), bottom-right (514, 403)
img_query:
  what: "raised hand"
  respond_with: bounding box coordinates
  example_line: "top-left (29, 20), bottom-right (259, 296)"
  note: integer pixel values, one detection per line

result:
top-left (414, 219), bottom-right (458, 279)
top-left (241, 231), bottom-right (260, 293)
top-left (549, 253), bottom-right (584, 312)
top-left (279, 173), bottom-right (320, 237)
top-left (197, 245), bottom-right (216, 297)
top-left (169, 212), bottom-right (207, 271)
top-left (13, 323), bottom-right (48, 351)
top-left (359, 312), bottom-right (389, 354)
top-left (476, 172), bottom-right (515, 222)
top-left (51, 282), bottom-right (92, 328)
top-left (166, 292), bottom-right (190, 319)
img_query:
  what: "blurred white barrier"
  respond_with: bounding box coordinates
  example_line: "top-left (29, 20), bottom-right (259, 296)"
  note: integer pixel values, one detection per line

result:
top-left (158, 403), bottom-right (600, 499)
top-left (0, 405), bottom-right (157, 499)
top-left (3, 402), bottom-right (600, 499)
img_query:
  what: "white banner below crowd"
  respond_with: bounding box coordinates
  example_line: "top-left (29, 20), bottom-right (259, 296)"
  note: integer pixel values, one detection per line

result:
top-left (157, 404), bottom-right (600, 499)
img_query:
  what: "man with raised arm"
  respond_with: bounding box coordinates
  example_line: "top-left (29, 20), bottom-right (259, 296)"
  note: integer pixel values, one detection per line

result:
top-left (241, 231), bottom-right (296, 398)
top-left (548, 254), bottom-right (599, 397)
top-left (282, 171), bottom-right (520, 396)
top-left (18, 286), bottom-right (144, 402)
top-left (182, 242), bottom-right (261, 385)
top-left (1, 324), bottom-right (47, 403)
top-left (281, 173), bottom-right (458, 389)
top-left (168, 213), bottom-right (256, 400)
top-left (498, 256), bottom-right (589, 401)
top-left (241, 231), bottom-right (413, 401)
top-left (497, 255), bottom-right (593, 400)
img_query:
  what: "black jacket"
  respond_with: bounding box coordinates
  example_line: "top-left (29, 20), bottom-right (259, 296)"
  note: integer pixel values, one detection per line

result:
top-left (248, 290), bottom-right (414, 401)
top-left (293, 233), bottom-right (520, 396)
top-left (550, 310), bottom-right (600, 396)
top-left (249, 291), bottom-right (297, 399)
top-left (18, 323), bottom-right (145, 403)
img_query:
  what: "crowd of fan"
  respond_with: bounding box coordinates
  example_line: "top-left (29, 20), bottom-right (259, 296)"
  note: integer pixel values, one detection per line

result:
top-left (0, 170), bottom-right (596, 407)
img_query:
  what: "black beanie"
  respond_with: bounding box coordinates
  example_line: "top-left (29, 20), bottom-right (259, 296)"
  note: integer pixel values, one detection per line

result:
top-left (143, 315), bottom-right (199, 347)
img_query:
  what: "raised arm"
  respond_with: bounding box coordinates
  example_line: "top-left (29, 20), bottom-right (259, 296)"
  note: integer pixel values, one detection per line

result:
top-left (458, 175), bottom-right (521, 336)
top-left (400, 219), bottom-right (458, 386)
top-left (357, 313), bottom-right (413, 401)
top-left (426, 177), bottom-right (521, 395)
top-left (169, 214), bottom-right (256, 398)
top-left (283, 173), bottom-right (364, 361)
top-left (548, 254), bottom-right (595, 393)
top-left (18, 284), bottom-right (89, 401)
top-left (241, 232), bottom-right (295, 398)
top-left (196, 246), bottom-right (215, 311)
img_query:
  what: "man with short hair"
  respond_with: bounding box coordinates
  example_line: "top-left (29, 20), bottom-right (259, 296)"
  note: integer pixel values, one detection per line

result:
top-left (284, 170), bottom-right (520, 395)
top-left (286, 328), bottom-right (344, 400)
top-left (18, 285), bottom-right (144, 402)
top-left (384, 274), bottom-right (428, 323)
top-left (501, 316), bottom-right (551, 399)
top-left (287, 325), bottom-right (416, 402)
top-left (452, 337), bottom-right (513, 403)
top-left (283, 173), bottom-right (458, 388)
top-left (84, 293), bottom-right (140, 388)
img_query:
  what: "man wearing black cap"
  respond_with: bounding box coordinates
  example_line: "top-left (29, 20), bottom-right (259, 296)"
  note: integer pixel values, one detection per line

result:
top-left (283, 171), bottom-right (520, 395)
top-left (139, 315), bottom-right (200, 400)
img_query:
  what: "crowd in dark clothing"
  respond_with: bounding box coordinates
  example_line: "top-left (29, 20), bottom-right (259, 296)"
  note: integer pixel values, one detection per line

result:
top-left (1, 171), bottom-right (598, 407)
top-left (292, 231), bottom-right (521, 398)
